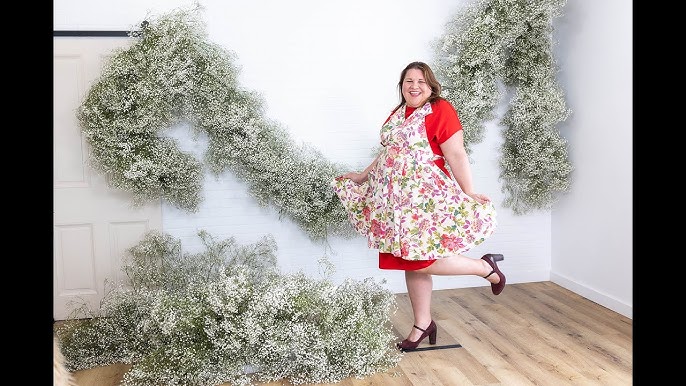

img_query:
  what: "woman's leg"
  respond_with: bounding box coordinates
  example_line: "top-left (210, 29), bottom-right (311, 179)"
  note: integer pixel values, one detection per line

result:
top-left (404, 270), bottom-right (434, 341)
top-left (417, 254), bottom-right (501, 285)
top-left (402, 255), bottom-right (503, 343)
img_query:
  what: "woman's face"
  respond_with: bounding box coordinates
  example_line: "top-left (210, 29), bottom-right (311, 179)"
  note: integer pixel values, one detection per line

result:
top-left (402, 68), bottom-right (432, 108)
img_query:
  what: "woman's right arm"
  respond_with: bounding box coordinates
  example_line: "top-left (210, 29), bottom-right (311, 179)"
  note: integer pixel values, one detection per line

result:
top-left (340, 155), bottom-right (379, 184)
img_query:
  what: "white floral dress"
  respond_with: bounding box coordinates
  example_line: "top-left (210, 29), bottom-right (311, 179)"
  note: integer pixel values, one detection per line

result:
top-left (331, 101), bottom-right (497, 261)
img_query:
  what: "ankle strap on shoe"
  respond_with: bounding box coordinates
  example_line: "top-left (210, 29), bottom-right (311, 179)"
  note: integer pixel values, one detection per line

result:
top-left (413, 324), bottom-right (427, 333)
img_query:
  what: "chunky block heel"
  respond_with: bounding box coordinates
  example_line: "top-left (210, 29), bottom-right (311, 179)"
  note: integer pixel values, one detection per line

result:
top-left (482, 254), bottom-right (506, 295)
top-left (396, 320), bottom-right (437, 352)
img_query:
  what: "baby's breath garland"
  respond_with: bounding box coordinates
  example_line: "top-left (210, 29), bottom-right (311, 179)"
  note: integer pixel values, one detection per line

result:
top-left (79, 1), bottom-right (574, 234)
top-left (77, 10), bottom-right (207, 212)
top-left (55, 230), bottom-right (402, 386)
top-left (433, 0), bottom-right (573, 214)
top-left (77, 6), bottom-right (352, 239)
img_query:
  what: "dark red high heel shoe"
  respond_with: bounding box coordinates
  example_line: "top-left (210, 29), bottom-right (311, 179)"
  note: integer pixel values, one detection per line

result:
top-left (482, 253), bottom-right (506, 295)
top-left (396, 320), bottom-right (437, 352)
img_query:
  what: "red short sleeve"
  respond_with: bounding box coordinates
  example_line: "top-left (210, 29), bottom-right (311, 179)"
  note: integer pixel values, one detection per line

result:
top-left (425, 99), bottom-right (462, 155)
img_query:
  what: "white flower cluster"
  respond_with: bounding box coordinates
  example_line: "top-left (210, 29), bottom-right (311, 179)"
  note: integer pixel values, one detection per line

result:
top-left (433, 0), bottom-right (573, 213)
top-left (77, 7), bottom-right (355, 239)
top-left (56, 230), bottom-right (402, 385)
top-left (78, 9), bottom-right (209, 212)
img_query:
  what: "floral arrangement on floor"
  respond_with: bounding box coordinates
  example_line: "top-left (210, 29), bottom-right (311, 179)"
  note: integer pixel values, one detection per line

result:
top-left (55, 230), bottom-right (402, 386)
top-left (77, 6), bottom-right (353, 240)
top-left (433, 0), bottom-right (573, 214)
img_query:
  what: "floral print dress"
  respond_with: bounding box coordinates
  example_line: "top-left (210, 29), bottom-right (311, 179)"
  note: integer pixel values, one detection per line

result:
top-left (331, 102), bottom-right (497, 261)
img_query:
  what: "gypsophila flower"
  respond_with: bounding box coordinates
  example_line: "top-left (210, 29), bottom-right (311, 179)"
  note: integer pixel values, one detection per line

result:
top-left (55, 230), bottom-right (402, 386)
top-left (432, 0), bottom-right (572, 213)
top-left (77, 5), bottom-right (356, 239)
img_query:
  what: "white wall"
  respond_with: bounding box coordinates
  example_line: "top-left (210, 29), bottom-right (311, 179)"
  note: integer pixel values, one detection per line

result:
top-left (551, 1), bottom-right (633, 318)
top-left (54, 0), bottom-right (631, 317)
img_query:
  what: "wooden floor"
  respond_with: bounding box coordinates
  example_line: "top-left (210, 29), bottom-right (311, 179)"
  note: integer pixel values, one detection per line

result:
top-left (59, 281), bottom-right (632, 386)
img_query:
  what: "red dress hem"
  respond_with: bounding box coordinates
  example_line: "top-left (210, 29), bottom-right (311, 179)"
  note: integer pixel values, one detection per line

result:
top-left (378, 252), bottom-right (436, 270)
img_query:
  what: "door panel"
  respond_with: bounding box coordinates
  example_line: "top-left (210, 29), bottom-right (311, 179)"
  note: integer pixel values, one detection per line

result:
top-left (53, 37), bottom-right (162, 321)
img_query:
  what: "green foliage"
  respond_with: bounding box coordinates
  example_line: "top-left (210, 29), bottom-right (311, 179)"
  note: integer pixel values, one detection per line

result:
top-left (433, 0), bottom-right (573, 214)
top-left (55, 230), bottom-right (402, 386)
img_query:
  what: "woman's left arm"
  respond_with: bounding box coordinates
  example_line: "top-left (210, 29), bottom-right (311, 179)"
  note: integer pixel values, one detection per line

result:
top-left (440, 130), bottom-right (491, 204)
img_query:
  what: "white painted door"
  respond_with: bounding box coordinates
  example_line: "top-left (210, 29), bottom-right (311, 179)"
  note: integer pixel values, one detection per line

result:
top-left (53, 37), bottom-right (162, 321)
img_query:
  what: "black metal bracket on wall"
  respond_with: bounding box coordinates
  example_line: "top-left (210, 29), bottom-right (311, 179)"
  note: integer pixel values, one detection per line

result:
top-left (53, 21), bottom-right (147, 37)
top-left (53, 30), bottom-right (130, 37)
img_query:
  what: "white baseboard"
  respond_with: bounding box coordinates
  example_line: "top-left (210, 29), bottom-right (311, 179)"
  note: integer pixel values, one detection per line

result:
top-left (550, 272), bottom-right (632, 319)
